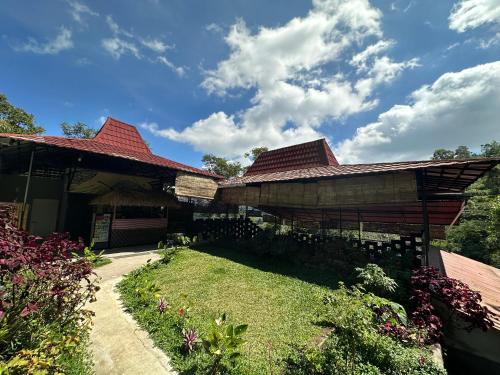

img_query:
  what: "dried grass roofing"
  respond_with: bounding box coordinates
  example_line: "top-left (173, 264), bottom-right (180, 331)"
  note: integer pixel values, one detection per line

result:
top-left (222, 157), bottom-right (500, 189)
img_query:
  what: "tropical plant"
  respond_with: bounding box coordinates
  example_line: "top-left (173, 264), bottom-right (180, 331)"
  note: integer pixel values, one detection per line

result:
top-left (0, 204), bottom-right (98, 373)
top-left (182, 328), bottom-right (199, 354)
top-left (73, 241), bottom-right (110, 268)
top-left (286, 284), bottom-right (445, 375)
top-left (134, 280), bottom-right (161, 306)
top-left (157, 297), bottom-right (170, 314)
top-left (355, 263), bottom-right (398, 295)
top-left (410, 266), bottom-right (493, 343)
top-left (202, 313), bottom-right (248, 375)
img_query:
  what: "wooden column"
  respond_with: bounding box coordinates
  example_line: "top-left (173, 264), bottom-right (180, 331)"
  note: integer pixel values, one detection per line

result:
top-left (421, 171), bottom-right (430, 266)
top-left (339, 207), bottom-right (342, 237)
top-left (21, 147), bottom-right (35, 229)
top-left (357, 209), bottom-right (362, 242)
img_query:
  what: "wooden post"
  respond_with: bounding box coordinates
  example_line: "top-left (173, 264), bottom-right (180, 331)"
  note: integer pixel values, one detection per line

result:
top-left (321, 209), bottom-right (325, 239)
top-left (357, 209), bottom-right (362, 242)
top-left (422, 171), bottom-right (430, 266)
top-left (21, 148), bottom-right (35, 229)
top-left (339, 207), bottom-right (342, 238)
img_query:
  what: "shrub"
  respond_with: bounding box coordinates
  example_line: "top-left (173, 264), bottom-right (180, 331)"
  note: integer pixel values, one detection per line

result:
top-left (410, 266), bottom-right (493, 343)
top-left (75, 241), bottom-right (111, 268)
top-left (0, 205), bottom-right (98, 373)
top-left (355, 263), bottom-right (398, 295)
top-left (285, 284), bottom-right (445, 375)
top-left (202, 313), bottom-right (248, 375)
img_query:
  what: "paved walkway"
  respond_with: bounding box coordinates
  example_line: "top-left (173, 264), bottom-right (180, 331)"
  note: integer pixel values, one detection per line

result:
top-left (90, 250), bottom-right (176, 375)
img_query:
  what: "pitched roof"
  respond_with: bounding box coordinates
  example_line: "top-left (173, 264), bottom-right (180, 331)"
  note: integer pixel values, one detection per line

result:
top-left (94, 117), bottom-right (151, 154)
top-left (221, 158), bottom-right (500, 187)
top-left (0, 117), bottom-right (219, 178)
top-left (244, 139), bottom-right (339, 176)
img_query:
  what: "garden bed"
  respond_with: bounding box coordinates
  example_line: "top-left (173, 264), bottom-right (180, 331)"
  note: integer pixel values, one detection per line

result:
top-left (118, 247), bottom-right (343, 374)
top-left (117, 246), bottom-right (445, 374)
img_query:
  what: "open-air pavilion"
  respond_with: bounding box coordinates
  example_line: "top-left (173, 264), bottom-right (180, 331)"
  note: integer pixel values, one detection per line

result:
top-left (217, 139), bottom-right (500, 264)
top-left (0, 117), bottom-right (220, 247)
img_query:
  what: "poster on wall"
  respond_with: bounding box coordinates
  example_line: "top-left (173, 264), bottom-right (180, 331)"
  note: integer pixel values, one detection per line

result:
top-left (92, 213), bottom-right (111, 246)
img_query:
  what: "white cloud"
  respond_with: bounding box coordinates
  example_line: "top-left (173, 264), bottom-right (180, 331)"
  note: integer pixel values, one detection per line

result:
top-left (350, 40), bottom-right (394, 71)
top-left (102, 37), bottom-right (140, 59)
top-left (335, 61), bottom-right (500, 163)
top-left (143, 0), bottom-right (418, 158)
top-left (66, 0), bottom-right (98, 25)
top-left (478, 31), bottom-right (500, 48)
top-left (101, 15), bottom-right (182, 75)
top-left (157, 56), bottom-right (185, 76)
top-left (15, 27), bottom-right (73, 54)
top-left (105, 15), bottom-right (133, 37)
top-left (141, 38), bottom-right (171, 53)
top-left (206, 23), bottom-right (224, 34)
top-left (449, 0), bottom-right (500, 32)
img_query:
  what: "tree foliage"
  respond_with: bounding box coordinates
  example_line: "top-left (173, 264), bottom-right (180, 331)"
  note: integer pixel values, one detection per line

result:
top-left (0, 93), bottom-right (44, 134)
top-left (433, 140), bottom-right (500, 267)
top-left (202, 146), bottom-right (269, 178)
top-left (431, 145), bottom-right (472, 160)
top-left (244, 147), bottom-right (268, 161)
top-left (201, 154), bottom-right (243, 178)
top-left (60, 122), bottom-right (97, 138)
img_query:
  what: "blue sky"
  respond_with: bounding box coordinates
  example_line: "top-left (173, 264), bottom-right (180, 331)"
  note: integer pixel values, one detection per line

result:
top-left (1, 0), bottom-right (499, 167)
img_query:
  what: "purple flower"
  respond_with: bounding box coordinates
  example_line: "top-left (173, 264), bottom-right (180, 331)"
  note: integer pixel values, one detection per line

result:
top-left (158, 297), bottom-right (169, 313)
top-left (182, 328), bottom-right (198, 353)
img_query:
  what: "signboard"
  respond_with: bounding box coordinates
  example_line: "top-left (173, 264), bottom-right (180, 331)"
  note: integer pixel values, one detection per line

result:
top-left (92, 213), bottom-right (111, 245)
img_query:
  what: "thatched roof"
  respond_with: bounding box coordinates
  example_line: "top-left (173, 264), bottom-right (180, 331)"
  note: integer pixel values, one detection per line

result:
top-left (90, 188), bottom-right (180, 208)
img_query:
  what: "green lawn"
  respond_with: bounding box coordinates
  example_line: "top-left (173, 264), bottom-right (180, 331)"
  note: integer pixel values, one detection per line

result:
top-left (118, 246), bottom-right (351, 374)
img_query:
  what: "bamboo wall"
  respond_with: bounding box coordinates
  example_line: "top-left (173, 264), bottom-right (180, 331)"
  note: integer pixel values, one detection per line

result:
top-left (175, 172), bottom-right (219, 200)
top-left (220, 171), bottom-right (418, 208)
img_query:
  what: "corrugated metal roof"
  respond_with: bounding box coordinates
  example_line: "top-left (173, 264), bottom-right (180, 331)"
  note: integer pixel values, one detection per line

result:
top-left (0, 117), bottom-right (220, 178)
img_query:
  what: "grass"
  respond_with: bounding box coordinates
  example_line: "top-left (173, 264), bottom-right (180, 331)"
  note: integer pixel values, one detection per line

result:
top-left (92, 257), bottom-right (112, 268)
top-left (118, 246), bottom-right (353, 374)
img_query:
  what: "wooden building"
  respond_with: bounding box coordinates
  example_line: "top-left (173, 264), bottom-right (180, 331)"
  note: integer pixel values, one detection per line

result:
top-left (218, 139), bottom-right (500, 264)
top-left (0, 117), bottom-right (220, 248)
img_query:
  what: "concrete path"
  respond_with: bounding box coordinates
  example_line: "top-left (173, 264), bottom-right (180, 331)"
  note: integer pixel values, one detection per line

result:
top-left (90, 250), bottom-right (176, 375)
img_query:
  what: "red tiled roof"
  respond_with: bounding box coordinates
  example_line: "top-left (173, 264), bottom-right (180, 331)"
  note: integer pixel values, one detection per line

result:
top-left (94, 117), bottom-right (151, 154)
top-left (244, 139), bottom-right (339, 176)
top-left (439, 250), bottom-right (500, 330)
top-left (221, 158), bottom-right (500, 186)
top-left (0, 117), bottom-right (219, 178)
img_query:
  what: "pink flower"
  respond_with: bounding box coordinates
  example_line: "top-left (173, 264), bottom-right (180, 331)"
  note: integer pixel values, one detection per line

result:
top-left (158, 297), bottom-right (169, 314)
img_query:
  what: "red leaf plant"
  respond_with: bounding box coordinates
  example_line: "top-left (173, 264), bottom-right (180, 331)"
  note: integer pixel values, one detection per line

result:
top-left (0, 204), bottom-right (99, 358)
top-left (410, 266), bottom-right (493, 343)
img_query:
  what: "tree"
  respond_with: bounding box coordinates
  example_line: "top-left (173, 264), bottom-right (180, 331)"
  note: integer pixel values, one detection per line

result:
top-left (436, 140), bottom-right (500, 267)
top-left (0, 93), bottom-right (44, 134)
top-left (481, 141), bottom-right (500, 158)
top-left (454, 145), bottom-right (472, 159)
top-left (61, 122), bottom-right (97, 138)
top-left (202, 154), bottom-right (243, 178)
top-left (432, 145), bottom-right (473, 160)
top-left (244, 147), bottom-right (268, 161)
top-left (432, 148), bottom-right (455, 160)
